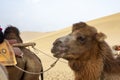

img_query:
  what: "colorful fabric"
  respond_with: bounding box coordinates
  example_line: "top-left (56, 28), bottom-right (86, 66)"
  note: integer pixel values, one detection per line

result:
top-left (7, 39), bottom-right (23, 57)
top-left (0, 40), bottom-right (17, 66)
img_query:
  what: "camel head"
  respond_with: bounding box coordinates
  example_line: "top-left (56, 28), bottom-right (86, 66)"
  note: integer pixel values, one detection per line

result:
top-left (4, 25), bottom-right (23, 43)
top-left (51, 22), bottom-right (107, 60)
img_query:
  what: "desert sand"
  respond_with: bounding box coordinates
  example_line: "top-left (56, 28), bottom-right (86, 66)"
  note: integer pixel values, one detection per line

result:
top-left (20, 12), bottom-right (120, 80)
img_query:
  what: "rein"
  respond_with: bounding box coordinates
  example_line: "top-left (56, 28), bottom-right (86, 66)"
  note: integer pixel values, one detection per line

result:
top-left (14, 57), bottom-right (60, 74)
top-left (0, 44), bottom-right (60, 74)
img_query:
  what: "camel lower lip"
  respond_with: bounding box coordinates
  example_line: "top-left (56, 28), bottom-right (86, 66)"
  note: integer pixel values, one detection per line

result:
top-left (53, 54), bottom-right (60, 58)
top-left (53, 52), bottom-right (65, 58)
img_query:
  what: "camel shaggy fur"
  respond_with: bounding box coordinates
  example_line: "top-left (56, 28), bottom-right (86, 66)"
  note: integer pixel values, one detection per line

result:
top-left (51, 22), bottom-right (120, 80)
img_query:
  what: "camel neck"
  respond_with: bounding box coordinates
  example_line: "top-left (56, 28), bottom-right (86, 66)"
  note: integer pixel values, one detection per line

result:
top-left (68, 58), bottom-right (103, 80)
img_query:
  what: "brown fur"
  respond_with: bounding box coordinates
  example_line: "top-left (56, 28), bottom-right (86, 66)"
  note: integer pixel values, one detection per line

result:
top-left (51, 22), bottom-right (120, 80)
top-left (4, 26), bottom-right (44, 80)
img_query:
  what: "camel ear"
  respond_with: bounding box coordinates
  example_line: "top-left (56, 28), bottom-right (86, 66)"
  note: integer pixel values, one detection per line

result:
top-left (95, 32), bottom-right (107, 42)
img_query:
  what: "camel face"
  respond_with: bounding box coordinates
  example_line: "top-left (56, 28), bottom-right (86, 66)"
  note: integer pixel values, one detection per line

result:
top-left (51, 22), bottom-right (106, 60)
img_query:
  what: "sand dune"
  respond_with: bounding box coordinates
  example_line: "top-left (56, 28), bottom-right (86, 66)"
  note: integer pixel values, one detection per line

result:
top-left (21, 31), bottom-right (46, 42)
top-left (20, 12), bottom-right (120, 80)
top-left (87, 13), bottom-right (120, 46)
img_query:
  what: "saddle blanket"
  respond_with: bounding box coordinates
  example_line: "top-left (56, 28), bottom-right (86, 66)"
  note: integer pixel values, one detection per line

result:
top-left (0, 40), bottom-right (17, 66)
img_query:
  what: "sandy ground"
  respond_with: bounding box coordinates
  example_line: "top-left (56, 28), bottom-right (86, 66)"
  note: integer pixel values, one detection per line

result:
top-left (20, 13), bottom-right (120, 80)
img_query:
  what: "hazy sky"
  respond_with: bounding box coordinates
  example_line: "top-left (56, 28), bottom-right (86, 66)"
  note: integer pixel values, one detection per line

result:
top-left (0, 0), bottom-right (120, 32)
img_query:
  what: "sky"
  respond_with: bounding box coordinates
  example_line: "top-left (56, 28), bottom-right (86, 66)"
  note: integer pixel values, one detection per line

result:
top-left (0, 0), bottom-right (120, 32)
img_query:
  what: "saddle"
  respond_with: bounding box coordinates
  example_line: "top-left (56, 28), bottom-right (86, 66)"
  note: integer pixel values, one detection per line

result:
top-left (0, 40), bottom-right (17, 66)
top-left (0, 39), bottom-right (36, 66)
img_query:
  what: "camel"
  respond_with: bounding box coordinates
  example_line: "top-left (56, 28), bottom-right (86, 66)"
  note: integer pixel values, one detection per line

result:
top-left (4, 26), bottom-right (44, 80)
top-left (51, 22), bottom-right (120, 80)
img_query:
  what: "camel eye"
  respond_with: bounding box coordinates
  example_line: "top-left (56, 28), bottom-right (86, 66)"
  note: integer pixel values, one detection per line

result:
top-left (77, 36), bottom-right (86, 43)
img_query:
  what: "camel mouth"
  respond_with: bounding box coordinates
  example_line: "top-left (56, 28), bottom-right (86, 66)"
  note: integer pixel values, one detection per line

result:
top-left (53, 52), bottom-right (66, 58)
top-left (51, 47), bottom-right (67, 58)
top-left (51, 39), bottom-right (69, 58)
